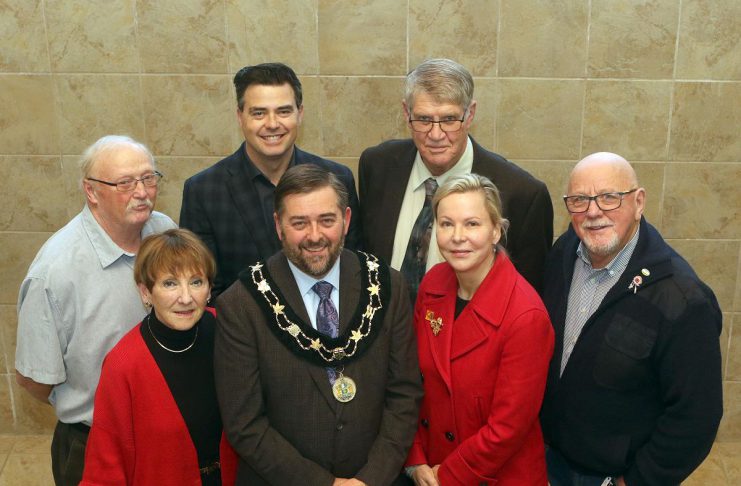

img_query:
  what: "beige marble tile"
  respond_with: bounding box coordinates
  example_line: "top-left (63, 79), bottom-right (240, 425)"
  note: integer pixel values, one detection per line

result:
top-left (496, 79), bottom-right (584, 160)
top-left (515, 159), bottom-right (574, 237)
top-left (736, 249), bottom-right (741, 312)
top-left (226, 0), bottom-right (319, 74)
top-left (136, 0), bottom-right (227, 73)
top-left (662, 164), bottom-right (741, 239)
top-left (669, 83), bottom-right (741, 162)
top-left (726, 314), bottom-right (741, 381)
top-left (409, 0), bottom-right (498, 77)
top-left (0, 0), bottom-right (49, 72)
top-left (717, 381), bottom-right (741, 441)
top-left (714, 441), bottom-right (741, 482)
top-left (10, 436), bottom-right (51, 455)
top-left (676, 0), bottom-right (741, 80)
top-left (588, 0), bottom-right (678, 79)
top-left (60, 156), bottom-right (87, 222)
top-left (498, 0), bottom-right (588, 77)
top-left (295, 76), bottom-right (324, 156)
top-left (0, 452), bottom-right (53, 486)
top-left (320, 76), bottom-right (407, 158)
top-left (44, 0), bottom-right (138, 73)
top-left (0, 75), bottom-right (59, 155)
top-left (318, 0), bottom-right (406, 75)
top-left (582, 81), bottom-right (672, 161)
top-left (141, 75), bottom-right (239, 157)
top-left (667, 239), bottom-right (739, 313)
top-left (632, 162), bottom-right (665, 227)
top-left (0, 435), bottom-right (14, 454)
top-left (154, 157), bottom-right (223, 225)
top-left (10, 381), bottom-right (56, 435)
top-left (0, 378), bottom-right (11, 434)
top-left (0, 157), bottom-right (67, 232)
top-left (683, 449), bottom-right (728, 486)
top-left (0, 232), bottom-right (51, 305)
top-left (56, 75), bottom-right (145, 155)
top-left (0, 306), bottom-right (18, 376)
top-left (469, 78), bottom-right (497, 152)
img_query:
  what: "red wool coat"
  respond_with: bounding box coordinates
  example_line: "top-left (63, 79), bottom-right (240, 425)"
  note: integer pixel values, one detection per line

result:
top-left (407, 254), bottom-right (554, 485)
top-left (81, 313), bottom-right (236, 486)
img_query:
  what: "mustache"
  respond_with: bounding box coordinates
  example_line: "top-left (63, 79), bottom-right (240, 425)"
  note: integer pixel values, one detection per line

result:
top-left (127, 198), bottom-right (153, 211)
top-left (300, 238), bottom-right (329, 251)
top-left (581, 219), bottom-right (612, 230)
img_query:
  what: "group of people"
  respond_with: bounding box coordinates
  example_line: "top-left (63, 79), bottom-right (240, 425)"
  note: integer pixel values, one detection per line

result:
top-left (15, 59), bottom-right (722, 486)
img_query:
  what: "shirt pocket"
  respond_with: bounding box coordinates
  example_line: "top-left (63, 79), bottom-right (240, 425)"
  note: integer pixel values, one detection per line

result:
top-left (592, 316), bottom-right (657, 391)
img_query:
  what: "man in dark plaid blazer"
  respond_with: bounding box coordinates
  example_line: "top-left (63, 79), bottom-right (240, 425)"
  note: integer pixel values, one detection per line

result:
top-left (180, 63), bottom-right (362, 297)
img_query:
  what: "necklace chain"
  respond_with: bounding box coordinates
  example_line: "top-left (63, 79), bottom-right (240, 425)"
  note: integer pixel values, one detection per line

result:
top-left (146, 314), bottom-right (198, 353)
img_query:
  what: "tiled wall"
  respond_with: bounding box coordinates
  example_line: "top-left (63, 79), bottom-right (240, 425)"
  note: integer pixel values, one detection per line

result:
top-left (1, 0), bottom-right (739, 439)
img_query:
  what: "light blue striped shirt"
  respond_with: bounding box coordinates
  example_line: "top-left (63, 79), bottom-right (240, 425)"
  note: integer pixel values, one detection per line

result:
top-left (560, 228), bottom-right (640, 375)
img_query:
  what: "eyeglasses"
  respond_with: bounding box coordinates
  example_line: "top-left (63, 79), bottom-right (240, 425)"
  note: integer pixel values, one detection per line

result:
top-left (408, 110), bottom-right (467, 133)
top-left (563, 188), bottom-right (638, 213)
top-left (86, 171), bottom-right (163, 193)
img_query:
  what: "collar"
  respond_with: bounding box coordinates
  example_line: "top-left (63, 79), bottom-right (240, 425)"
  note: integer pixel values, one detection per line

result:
top-left (287, 255), bottom-right (342, 299)
top-left (576, 226), bottom-right (640, 275)
top-left (409, 136), bottom-right (474, 190)
top-left (81, 204), bottom-right (135, 268)
top-left (242, 143), bottom-right (297, 184)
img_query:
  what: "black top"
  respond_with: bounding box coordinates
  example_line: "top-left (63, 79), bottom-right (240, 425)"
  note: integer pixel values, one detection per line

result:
top-left (141, 311), bottom-right (222, 485)
top-left (454, 295), bottom-right (469, 320)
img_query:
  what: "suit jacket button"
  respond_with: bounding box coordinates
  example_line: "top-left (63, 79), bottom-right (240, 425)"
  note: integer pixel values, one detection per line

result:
top-left (421, 419), bottom-right (429, 428)
top-left (445, 431), bottom-right (455, 442)
top-left (336, 423), bottom-right (344, 431)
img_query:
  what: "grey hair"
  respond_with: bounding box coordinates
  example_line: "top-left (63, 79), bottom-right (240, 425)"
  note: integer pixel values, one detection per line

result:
top-left (433, 173), bottom-right (510, 238)
top-left (404, 58), bottom-right (474, 110)
top-left (79, 135), bottom-right (154, 185)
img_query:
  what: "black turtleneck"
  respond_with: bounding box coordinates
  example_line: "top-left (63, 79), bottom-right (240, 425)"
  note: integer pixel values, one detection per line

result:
top-left (140, 310), bottom-right (222, 485)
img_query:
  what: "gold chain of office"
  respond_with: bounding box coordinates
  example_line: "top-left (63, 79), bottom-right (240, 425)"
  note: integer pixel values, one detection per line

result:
top-left (248, 252), bottom-right (384, 365)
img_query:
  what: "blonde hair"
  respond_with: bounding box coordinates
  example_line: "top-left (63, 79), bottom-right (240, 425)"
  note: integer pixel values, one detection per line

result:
top-left (433, 173), bottom-right (510, 241)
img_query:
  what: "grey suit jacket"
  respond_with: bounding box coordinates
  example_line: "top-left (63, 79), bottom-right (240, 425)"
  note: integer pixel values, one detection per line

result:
top-left (214, 249), bottom-right (422, 486)
top-left (358, 138), bottom-right (553, 292)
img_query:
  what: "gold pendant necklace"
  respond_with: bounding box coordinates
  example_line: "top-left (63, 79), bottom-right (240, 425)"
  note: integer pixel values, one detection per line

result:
top-left (146, 315), bottom-right (198, 353)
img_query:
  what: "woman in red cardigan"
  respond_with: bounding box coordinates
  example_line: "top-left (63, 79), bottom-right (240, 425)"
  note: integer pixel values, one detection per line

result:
top-left (81, 229), bottom-right (235, 486)
top-left (407, 174), bottom-right (554, 486)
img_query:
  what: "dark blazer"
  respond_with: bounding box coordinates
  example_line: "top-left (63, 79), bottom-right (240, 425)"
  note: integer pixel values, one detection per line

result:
top-left (408, 254), bottom-right (553, 485)
top-left (358, 138), bottom-right (553, 292)
top-left (540, 218), bottom-right (723, 486)
top-left (214, 250), bottom-right (423, 486)
top-left (180, 143), bottom-right (362, 297)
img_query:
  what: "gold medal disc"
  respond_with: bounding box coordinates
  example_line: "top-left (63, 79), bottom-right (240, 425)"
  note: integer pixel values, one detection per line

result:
top-left (332, 375), bottom-right (357, 403)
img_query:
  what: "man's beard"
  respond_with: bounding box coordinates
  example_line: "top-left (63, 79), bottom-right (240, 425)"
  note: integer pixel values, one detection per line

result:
top-left (282, 234), bottom-right (345, 278)
top-left (580, 220), bottom-right (620, 261)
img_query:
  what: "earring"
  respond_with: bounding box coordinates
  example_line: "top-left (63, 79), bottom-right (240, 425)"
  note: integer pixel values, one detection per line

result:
top-left (143, 301), bottom-right (152, 310)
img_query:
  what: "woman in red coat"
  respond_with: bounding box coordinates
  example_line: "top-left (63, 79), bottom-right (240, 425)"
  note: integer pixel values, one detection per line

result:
top-left (407, 174), bottom-right (554, 486)
top-left (81, 229), bottom-right (235, 486)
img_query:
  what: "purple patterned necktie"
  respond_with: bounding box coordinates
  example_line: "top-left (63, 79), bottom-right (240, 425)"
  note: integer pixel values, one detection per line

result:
top-left (400, 177), bottom-right (438, 303)
top-left (313, 281), bottom-right (338, 384)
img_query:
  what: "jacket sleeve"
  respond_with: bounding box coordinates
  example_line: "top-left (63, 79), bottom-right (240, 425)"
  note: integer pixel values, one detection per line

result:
top-left (624, 292), bottom-right (723, 486)
top-left (80, 353), bottom-right (135, 485)
top-left (510, 182), bottom-right (553, 294)
top-left (439, 308), bottom-right (555, 485)
top-left (355, 270), bottom-right (424, 486)
top-left (214, 289), bottom-right (336, 486)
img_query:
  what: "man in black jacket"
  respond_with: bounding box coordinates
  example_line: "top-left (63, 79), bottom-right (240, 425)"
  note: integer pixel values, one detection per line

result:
top-left (541, 152), bottom-right (722, 486)
top-left (180, 63), bottom-right (361, 297)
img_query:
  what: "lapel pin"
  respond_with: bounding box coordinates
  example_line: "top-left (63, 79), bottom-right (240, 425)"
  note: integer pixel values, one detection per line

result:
top-left (628, 275), bottom-right (643, 294)
top-left (425, 310), bottom-right (444, 336)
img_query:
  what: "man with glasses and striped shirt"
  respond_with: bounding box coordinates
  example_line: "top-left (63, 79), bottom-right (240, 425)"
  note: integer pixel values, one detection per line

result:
top-left (540, 152), bottom-right (722, 486)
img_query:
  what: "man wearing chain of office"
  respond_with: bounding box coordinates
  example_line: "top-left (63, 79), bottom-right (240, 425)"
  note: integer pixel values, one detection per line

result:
top-left (214, 164), bottom-right (423, 486)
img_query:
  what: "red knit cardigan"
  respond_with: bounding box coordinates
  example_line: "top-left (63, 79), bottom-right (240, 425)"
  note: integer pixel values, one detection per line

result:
top-left (81, 310), bottom-right (237, 485)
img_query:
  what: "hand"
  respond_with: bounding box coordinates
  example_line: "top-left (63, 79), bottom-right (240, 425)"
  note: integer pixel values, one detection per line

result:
top-left (333, 479), bottom-right (366, 486)
top-left (616, 477), bottom-right (627, 486)
top-left (432, 464), bottom-right (440, 481)
top-left (411, 465), bottom-right (440, 486)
